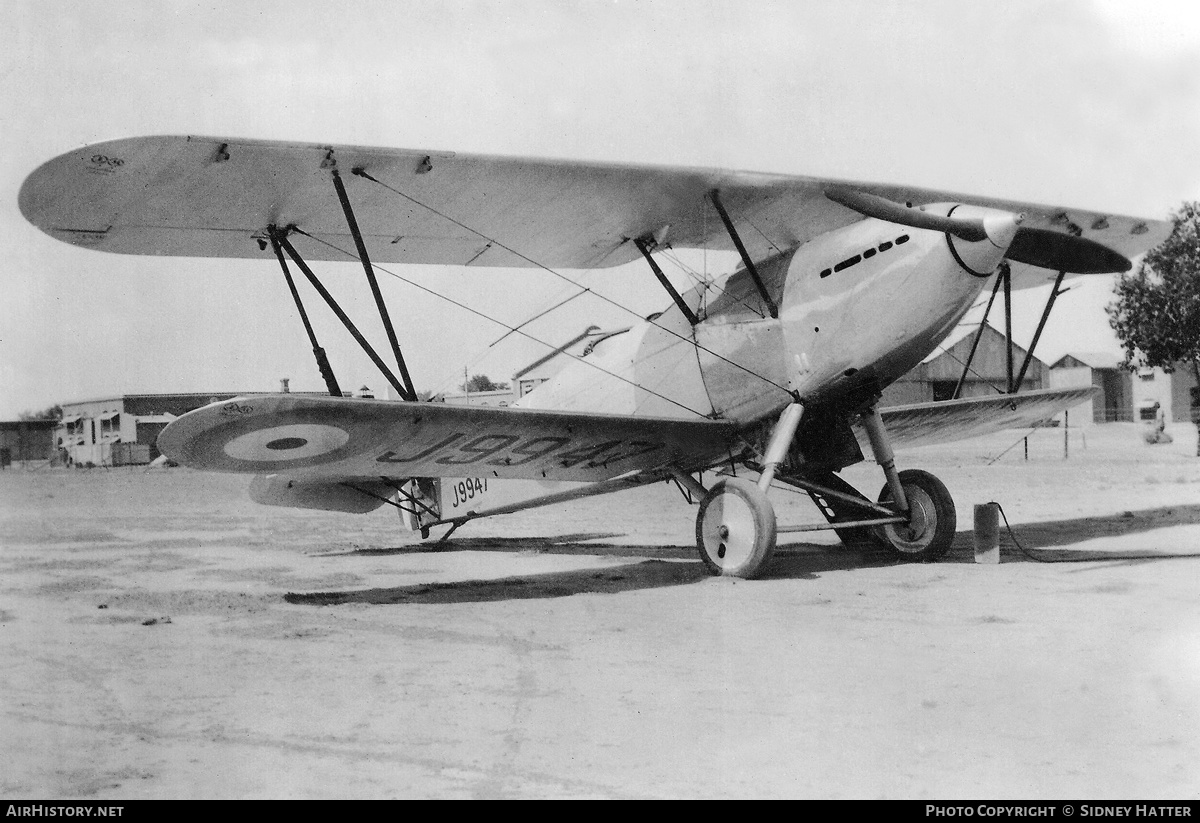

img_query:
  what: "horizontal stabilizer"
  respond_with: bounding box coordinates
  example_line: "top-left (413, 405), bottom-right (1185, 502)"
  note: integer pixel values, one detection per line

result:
top-left (872, 386), bottom-right (1098, 450)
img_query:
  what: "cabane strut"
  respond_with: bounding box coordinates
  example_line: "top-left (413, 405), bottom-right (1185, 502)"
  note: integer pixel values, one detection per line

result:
top-left (709, 189), bottom-right (779, 319)
top-left (633, 236), bottom-right (700, 326)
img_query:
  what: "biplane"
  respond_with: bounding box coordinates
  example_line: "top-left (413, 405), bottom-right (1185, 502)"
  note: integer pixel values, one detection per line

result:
top-left (19, 136), bottom-right (1170, 578)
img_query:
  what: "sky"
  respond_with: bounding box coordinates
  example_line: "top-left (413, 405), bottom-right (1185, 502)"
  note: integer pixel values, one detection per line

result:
top-left (3, 0), bottom-right (1200, 418)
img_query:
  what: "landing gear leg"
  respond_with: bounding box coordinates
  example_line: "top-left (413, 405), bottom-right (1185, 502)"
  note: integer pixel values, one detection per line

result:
top-left (804, 471), bottom-right (885, 550)
top-left (696, 402), bottom-right (803, 578)
top-left (860, 403), bottom-right (956, 561)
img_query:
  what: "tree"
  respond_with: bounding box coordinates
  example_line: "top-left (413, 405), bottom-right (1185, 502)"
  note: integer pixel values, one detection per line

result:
top-left (461, 374), bottom-right (509, 393)
top-left (18, 404), bottom-right (62, 421)
top-left (1107, 201), bottom-right (1200, 451)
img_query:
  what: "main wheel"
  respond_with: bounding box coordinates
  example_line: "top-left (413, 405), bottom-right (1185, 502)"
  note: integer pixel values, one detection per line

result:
top-left (696, 477), bottom-right (778, 578)
top-left (875, 469), bottom-right (956, 562)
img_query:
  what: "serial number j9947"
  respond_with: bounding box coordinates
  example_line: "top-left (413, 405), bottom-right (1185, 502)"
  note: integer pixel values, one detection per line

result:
top-left (449, 477), bottom-right (488, 509)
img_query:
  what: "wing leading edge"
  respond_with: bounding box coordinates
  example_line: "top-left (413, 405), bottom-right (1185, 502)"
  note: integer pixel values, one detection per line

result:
top-left (871, 386), bottom-right (1099, 451)
top-left (20, 135), bottom-right (1170, 286)
top-left (157, 393), bottom-right (739, 483)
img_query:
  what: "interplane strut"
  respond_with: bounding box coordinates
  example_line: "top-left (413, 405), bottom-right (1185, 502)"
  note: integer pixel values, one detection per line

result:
top-left (1013, 270), bottom-right (1068, 394)
top-left (332, 166), bottom-right (418, 401)
top-left (953, 271), bottom-right (1004, 400)
top-left (261, 155), bottom-right (421, 402)
top-left (267, 231), bottom-right (343, 398)
top-left (269, 226), bottom-right (414, 401)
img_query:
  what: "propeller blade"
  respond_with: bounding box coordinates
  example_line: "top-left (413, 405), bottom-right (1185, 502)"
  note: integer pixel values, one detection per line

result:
top-left (825, 186), bottom-right (988, 242)
top-left (827, 187), bottom-right (1132, 274)
top-left (1005, 227), bottom-right (1131, 274)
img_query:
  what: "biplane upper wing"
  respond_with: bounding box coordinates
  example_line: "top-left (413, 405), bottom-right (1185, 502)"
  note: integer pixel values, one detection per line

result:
top-left (870, 386), bottom-right (1099, 451)
top-left (19, 135), bottom-right (1170, 287)
top-left (157, 393), bottom-right (739, 483)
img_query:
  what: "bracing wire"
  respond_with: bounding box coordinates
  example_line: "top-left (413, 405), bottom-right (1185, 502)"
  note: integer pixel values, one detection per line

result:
top-left (659, 247), bottom-right (767, 319)
top-left (484, 286), bottom-right (590, 349)
top-left (351, 169), bottom-right (795, 397)
top-left (926, 343), bottom-right (1007, 396)
top-left (986, 425), bottom-right (1044, 465)
top-left (659, 248), bottom-right (709, 288)
top-left (936, 293), bottom-right (1046, 395)
top-left (744, 214), bottom-right (784, 255)
top-left (922, 289), bottom-right (1016, 396)
top-left (289, 228), bottom-right (712, 418)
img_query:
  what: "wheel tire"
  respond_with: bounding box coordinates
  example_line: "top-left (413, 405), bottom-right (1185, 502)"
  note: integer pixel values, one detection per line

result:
top-left (696, 477), bottom-right (778, 578)
top-left (875, 469), bottom-right (956, 562)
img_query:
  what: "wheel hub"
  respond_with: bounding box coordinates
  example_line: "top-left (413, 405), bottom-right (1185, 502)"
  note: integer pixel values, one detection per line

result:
top-left (695, 478), bottom-right (778, 578)
top-left (884, 487), bottom-right (937, 553)
top-left (873, 469), bottom-right (957, 562)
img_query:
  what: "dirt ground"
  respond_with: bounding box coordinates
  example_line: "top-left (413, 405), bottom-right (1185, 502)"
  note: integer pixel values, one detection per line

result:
top-left (2, 422), bottom-right (1199, 799)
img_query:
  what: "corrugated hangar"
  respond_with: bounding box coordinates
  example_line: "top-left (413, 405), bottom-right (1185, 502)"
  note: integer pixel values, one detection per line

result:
top-left (878, 321), bottom-right (1050, 406)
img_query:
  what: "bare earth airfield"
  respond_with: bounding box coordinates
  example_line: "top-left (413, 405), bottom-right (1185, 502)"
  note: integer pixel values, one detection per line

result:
top-left (2, 423), bottom-right (1199, 799)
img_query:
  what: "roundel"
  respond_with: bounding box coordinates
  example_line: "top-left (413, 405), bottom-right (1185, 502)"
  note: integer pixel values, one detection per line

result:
top-left (223, 423), bottom-right (351, 462)
top-left (168, 403), bottom-right (399, 473)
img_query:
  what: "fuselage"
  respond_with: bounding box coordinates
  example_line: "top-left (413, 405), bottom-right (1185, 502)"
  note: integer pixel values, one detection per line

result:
top-left (517, 205), bottom-right (1018, 425)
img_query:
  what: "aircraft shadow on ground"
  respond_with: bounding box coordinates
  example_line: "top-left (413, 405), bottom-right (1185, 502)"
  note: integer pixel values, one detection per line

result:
top-left (332, 533), bottom-right (687, 558)
top-left (287, 504), bottom-right (1200, 605)
top-left (287, 541), bottom-right (882, 605)
top-left (286, 559), bottom-right (709, 605)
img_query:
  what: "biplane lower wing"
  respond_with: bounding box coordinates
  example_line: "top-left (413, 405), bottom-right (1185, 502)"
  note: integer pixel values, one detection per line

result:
top-left (871, 386), bottom-right (1099, 451)
top-left (156, 393), bottom-right (740, 483)
top-left (162, 386), bottom-right (1097, 490)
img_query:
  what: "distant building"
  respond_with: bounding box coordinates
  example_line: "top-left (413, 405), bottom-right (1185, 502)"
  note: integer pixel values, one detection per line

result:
top-left (55, 385), bottom-right (397, 466)
top-left (440, 388), bottom-right (513, 407)
top-left (1128, 363), bottom-right (1199, 426)
top-left (882, 322), bottom-right (1048, 406)
top-left (1047, 355), bottom-right (1200, 426)
top-left (1048, 352), bottom-right (1133, 423)
top-left (0, 420), bottom-right (57, 466)
top-left (58, 392), bottom-right (253, 466)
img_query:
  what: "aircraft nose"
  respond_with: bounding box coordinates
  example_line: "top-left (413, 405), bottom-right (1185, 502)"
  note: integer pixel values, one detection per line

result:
top-left (947, 207), bottom-right (1023, 277)
top-left (983, 212), bottom-right (1023, 251)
